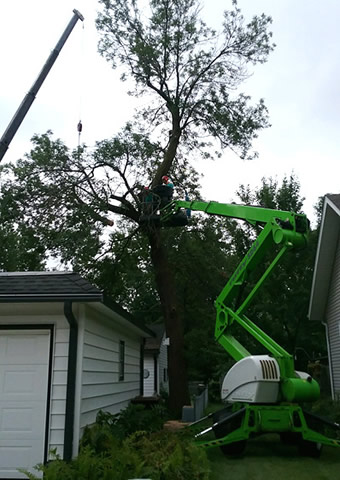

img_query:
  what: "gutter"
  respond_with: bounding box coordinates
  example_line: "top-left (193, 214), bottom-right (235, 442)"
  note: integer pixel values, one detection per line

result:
top-left (322, 321), bottom-right (335, 400)
top-left (63, 301), bottom-right (78, 461)
top-left (0, 293), bottom-right (102, 303)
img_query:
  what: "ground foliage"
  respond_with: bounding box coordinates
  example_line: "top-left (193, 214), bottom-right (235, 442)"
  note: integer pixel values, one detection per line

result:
top-left (21, 404), bottom-right (211, 480)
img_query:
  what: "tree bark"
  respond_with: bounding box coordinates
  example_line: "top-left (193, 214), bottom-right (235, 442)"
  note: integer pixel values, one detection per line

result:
top-left (148, 227), bottom-right (190, 415)
top-left (151, 118), bottom-right (181, 187)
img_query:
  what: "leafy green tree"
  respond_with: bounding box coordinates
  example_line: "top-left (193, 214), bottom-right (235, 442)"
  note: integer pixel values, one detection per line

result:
top-left (96, 0), bottom-right (273, 167)
top-left (0, 183), bottom-right (46, 271)
top-left (2, 0), bottom-right (275, 413)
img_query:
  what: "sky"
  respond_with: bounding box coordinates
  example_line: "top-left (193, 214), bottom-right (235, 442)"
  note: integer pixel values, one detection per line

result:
top-left (0, 0), bottom-right (339, 225)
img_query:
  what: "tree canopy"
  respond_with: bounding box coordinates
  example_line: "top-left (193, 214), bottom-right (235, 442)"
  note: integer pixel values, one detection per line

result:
top-left (0, 0), bottom-right (278, 413)
top-left (96, 0), bottom-right (274, 167)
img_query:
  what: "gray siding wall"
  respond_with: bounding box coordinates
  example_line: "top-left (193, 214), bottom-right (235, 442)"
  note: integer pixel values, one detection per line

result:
top-left (78, 307), bottom-right (142, 431)
top-left (0, 303), bottom-right (69, 459)
top-left (326, 235), bottom-right (340, 398)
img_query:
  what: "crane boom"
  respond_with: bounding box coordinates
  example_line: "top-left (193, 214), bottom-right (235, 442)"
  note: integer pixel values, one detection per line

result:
top-left (0, 9), bottom-right (84, 162)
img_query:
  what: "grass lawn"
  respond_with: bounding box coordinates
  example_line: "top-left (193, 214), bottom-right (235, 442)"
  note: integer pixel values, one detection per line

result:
top-left (208, 434), bottom-right (340, 480)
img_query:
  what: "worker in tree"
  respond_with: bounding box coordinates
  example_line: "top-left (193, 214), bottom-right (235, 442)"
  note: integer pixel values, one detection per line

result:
top-left (162, 175), bottom-right (174, 189)
top-left (158, 175), bottom-right (174, 208)
top-left (149, 175), bottom-right (174, 209)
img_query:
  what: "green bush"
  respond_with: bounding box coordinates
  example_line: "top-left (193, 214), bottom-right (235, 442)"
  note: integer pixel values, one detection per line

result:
top-left (81, 403), bottom-right (169, 448)
top-left (22, 431), bottom-right (210, 480)
top-left (20, 445), bottom-right (145, 480)
top-left (126, 430), bottom-right (211, 480)
top-left (22, 403), bottom-right (210, 480)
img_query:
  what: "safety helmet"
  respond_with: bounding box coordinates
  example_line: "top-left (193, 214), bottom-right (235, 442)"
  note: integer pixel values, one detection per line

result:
top-left (162, 175), bottom-right (169, 183)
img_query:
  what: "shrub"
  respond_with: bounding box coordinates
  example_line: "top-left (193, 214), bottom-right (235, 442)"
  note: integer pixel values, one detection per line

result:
top-left (81, 403), bottom-right (169, 448)
top-left (22, 432), bottom-right (210, 480)
top-left (22, 403), bottom-right (210, 480)
top-left (20, 445), bottom-right (145, 480)
top-left (126, 430), bottom-right (211, 480)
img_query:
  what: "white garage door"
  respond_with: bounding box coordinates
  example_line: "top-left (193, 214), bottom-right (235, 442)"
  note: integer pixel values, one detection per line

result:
top-left (0, 330), bottom-right (50, 479)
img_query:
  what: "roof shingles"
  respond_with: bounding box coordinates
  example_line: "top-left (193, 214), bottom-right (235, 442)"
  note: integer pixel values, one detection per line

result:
top-left (0, 272), bottom-right (102, 300)
top-left (327, 194), bottom-right (340, 210)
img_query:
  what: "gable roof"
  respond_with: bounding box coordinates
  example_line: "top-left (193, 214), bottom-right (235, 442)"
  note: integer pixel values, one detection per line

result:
top-left (327, 194), bottom-right (340, 210)
top-left (308, 194), bottom-right (340, 321)
top-left (0, 271), bottom-right (103, 302)
top-left (144, 323), bottom-right (166, 352)
top-left (0, 271), bottom-right (153, 336)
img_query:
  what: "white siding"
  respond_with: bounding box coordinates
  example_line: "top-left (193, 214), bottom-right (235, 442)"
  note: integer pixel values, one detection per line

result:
top-left (326, 235), bottom-right (340, 397)
top-left (0, 304), bottom-right (69, 460)
top-left (144, 355), bottom-right (155, 397)
top-left (78, 307), bottom-right (141, 431)
top-left (143, 334), bottom-right (168, 396)
top-left (49, 324), bottom-right (69, 459)
top-left (0, 302), bottom-right (146, 462)
top-left (158, 336), bottom-right (169, 394)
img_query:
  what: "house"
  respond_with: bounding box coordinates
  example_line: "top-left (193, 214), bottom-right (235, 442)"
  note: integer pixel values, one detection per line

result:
top-left (308, 194), bottom-right (340, 400)
top-left (0, 271), bottom-right (153, 479)
top-left (143, 324), bottom-right (169, 398)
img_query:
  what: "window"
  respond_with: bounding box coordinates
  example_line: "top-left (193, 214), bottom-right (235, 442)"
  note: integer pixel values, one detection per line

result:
top-left (119, 340), bottom-right (125, 381)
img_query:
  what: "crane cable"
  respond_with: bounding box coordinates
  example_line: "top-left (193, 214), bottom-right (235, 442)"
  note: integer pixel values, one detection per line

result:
top-left (76, 20), bottom-right (85, 148)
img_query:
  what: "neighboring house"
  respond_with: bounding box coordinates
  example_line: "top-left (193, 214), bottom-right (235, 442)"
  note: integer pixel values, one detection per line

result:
top-left (309, 194), bottom-right (340, 401)
top-left (0, 271), bottom-right (153, 479)
top-left (143, 324), bottom-right (169, 398)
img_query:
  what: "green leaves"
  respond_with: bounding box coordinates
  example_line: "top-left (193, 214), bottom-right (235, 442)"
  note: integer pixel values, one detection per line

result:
top-left (96, 0), bottom-right (274, 160)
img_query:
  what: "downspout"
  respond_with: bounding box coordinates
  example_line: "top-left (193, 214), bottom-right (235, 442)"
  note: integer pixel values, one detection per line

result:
top-left (322, 321), bottom-right (335, 400)
top-left (63, 301), bottom-right (78, 461)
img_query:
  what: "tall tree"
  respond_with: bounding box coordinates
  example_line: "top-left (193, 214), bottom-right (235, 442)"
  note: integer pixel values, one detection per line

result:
top-left (96, 0), bottom-right (274, 412)
top-left (2, 0), bottom-right (274, 413)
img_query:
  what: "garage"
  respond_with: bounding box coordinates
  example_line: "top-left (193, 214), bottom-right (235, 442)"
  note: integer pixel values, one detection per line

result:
top-left (0, 329), bottom-right (51, 479)
top-left (0, 271), bottom-right (153, 476)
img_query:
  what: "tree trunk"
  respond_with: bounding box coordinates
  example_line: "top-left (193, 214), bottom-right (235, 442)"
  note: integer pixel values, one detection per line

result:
top-left (148, 227), bottom-right (190, 415)
top-left (151, 120), bottom-right (181, 187)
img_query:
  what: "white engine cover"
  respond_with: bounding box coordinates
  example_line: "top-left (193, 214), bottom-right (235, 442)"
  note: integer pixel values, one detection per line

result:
top-left (221, 355), bottom-right (281, 403)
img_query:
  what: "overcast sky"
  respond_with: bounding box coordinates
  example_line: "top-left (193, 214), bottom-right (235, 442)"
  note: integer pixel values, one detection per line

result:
top-left (1, 0), bottom-right (339, 223)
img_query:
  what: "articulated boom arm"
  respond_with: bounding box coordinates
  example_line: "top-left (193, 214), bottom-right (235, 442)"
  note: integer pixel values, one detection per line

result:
top-left (162, 200), bottom-right (309, 378)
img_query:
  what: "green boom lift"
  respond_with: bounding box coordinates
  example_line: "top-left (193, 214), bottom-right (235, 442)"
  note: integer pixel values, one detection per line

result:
top-left (147, 195), bottom-right (340, 457)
